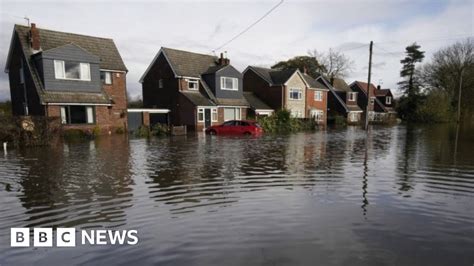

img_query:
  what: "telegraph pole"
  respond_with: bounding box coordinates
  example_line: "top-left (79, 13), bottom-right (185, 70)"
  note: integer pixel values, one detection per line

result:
top-left (456, 68), bottom-right (463, 124)
top-left (364, 41), bottom-right (373, 131)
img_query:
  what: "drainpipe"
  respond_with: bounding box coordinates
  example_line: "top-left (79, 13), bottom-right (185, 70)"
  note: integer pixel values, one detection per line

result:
top-left (3, 142), bottom-right (7, 154)
top-left (281, 85), bottom-right (285, 109)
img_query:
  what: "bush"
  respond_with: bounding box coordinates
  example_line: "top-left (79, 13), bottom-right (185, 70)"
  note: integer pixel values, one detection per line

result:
top-left (134, 125), bottom-right (150, 138)
top-left (397, 91), bottom-right (454, 123)
top-left (151, 124), bottom-right (169, 136)
top-left (334, 115), bottom-right (347, 125)
top-left (256, 109), bottom-right (316, 133)
top-left (63, 129), bottom-right (88, 140)
top-left (92, 126), bottom-right (101, 137)
top-left (115, 127), bottom-right (125, 134)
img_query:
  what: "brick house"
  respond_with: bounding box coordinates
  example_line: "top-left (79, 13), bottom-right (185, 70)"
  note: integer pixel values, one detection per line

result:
top-left (242, 66), bottom-right (328, 124)
top-left (350, 81), bottom-right (397, 122)
top-left (140, 47), bottom-right (249, 131)
top-left (322, 77), bottom-right (363, 124)
top-left (5, 24), bottom-right (128, 134)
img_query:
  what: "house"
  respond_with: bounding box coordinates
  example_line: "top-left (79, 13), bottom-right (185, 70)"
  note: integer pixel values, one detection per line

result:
top-left (5, 23), bottom-right (128, 133)
top-left (321, 77), bottom-right (363, 124)
top-left (349, 81), bottom-right (397, 122)
top-left (140, 47), bottom-right (249, 131)
top-left (242, 66), bottom-right (328, 124)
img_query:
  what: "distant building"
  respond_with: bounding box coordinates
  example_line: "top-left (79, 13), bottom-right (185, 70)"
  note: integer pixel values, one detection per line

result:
top-left (321, 77), bottom-right (363, 124)
top-left (350, 81), bottom-right (397, 122)
top-left (4, 23), bottom-right (128, 133)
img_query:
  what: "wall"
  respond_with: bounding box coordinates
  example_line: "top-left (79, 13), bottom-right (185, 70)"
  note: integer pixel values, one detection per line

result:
top-left (306, 89), bottom-right (328, 125)
top-left (102, 71), bottom-right (128, 130)
top-left (285, 73), bottom-right (306, 118)
top-left (243, 69), bottom-right (282, 110)
top-left (213, 65), bottom-right (243, 99)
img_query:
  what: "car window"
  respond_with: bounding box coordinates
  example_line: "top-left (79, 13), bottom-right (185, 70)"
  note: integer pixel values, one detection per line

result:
top-left (223, 121), bottom-right (235, 126)
top-left (240, 121), bottom-right (249, 126)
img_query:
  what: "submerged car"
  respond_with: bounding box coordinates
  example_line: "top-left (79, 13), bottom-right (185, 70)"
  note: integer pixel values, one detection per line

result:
top-left (205, 120), bottom-right (263, 136)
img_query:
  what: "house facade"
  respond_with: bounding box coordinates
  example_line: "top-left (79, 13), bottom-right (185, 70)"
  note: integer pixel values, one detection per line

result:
top-left (140, 47), bottom-right (249, 131)
top-left (242, 67), bottom-right (328, 125)
top-left (350, 81), bottom-right (397, 122)
top-left (5, 24), bottom-right (128, 133)
top-left (322, 77), bottom-right (363, 124)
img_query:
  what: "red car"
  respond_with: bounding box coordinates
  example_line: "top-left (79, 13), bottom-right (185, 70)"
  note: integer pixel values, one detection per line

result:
top-left (205, 120), bottom-right (263, 136)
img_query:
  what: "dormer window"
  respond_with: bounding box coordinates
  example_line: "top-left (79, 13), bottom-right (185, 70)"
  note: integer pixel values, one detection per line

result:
top-left (221, 77), bottom-right (238, 91)
top-left (187, 79), bottom-right (199, 90)
top-left (54, 60), bottom-right (90, 81)
top-left (100, 71), bottom-right (112, 85)
top-left (348, 92), bottom-right (357, 101)
top-left (386, 96), bottom-right (392, 105)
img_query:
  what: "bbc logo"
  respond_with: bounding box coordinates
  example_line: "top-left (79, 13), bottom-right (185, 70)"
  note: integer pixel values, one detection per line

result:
top-left (11, 228), bottom-right (76, 247)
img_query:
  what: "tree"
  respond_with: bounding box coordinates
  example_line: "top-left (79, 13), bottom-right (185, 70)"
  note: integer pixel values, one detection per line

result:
top-left (398, 43), bottom-right (425, 97)
top-left (271, 56), bottom-right (324, 78)
top-left (309, 49), bottom-right (354, 84)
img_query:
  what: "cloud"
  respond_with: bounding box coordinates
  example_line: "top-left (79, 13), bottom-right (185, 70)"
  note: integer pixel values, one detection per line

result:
top-left (0, 0), bottom-right (472, 101)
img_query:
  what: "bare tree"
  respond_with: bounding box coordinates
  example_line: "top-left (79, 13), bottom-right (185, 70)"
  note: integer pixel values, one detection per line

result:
top-left (309, 48), bottom-right (354, 84)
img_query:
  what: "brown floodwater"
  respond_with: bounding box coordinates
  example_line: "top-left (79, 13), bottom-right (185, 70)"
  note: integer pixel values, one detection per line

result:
top-left (0, 124), bottom-right (473, 265)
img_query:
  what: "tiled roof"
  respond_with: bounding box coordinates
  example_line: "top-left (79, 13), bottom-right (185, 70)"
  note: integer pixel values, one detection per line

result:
top-left (216, 98), bottom-right (249, 107)
top-left (42, 91), bottom-right (110, 104)
top-left (332, 78), bottom-right (352, 92)
top-left (375, 89), bottom-right (392, 96)
top-left (352, 81), bottom-right (377, 95)
top-left (15, 25), bottom-right (127, 71)
top-left (162, 47), bottom-right (218, 78)
top-left (243, 92), bottom-right (273, 110)
top-left (301, 73), bottom-right (328, 90)
top-left (181, 91), bottom-right (215, 106)
top-left (247, 66), bottom-right (297, 86)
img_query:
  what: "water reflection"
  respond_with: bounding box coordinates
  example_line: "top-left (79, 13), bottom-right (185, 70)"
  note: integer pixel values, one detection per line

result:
top-left (0, 125), bottom-right (473, 265)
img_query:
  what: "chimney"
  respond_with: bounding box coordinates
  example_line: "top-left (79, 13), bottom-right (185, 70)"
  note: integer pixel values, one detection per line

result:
top-left (30, 23), bottom-right (40, 50)
top-left (377, 85), bottom-right (381, 90)
top-left (218, 52), bottom-right (230, 66)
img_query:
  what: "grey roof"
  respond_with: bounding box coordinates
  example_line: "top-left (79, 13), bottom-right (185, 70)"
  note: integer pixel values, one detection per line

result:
top-left (41, 91), bottom-right (111, 104)
top-left (202, 65), bottom-right (227, 75)
top-left (301, 73), bottom-right (328, 90)
top-left (162, 47), bottom-right (218, 78)
top-left (181, 91), bottom-right (215, 106)
top-left (243, 92), bottom-right (273, 110)
top-left (332, 78), bottom-right (352, 92)
top-left (215, 98), bottom-right (249, 106)
top-left (347, 105), bottom-right (363, 112)
top-left (247, 66), bottom-right (298, 86)
top-left (14, 24), bottom-right (127, 71)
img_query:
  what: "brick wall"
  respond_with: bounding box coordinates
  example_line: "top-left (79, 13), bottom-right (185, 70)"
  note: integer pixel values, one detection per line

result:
top-left (306, 89), bottom-right (328, 125)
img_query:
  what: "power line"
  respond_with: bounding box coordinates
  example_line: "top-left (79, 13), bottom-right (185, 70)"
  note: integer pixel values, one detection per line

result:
top-left (212, 0), bottom-right (284, 52)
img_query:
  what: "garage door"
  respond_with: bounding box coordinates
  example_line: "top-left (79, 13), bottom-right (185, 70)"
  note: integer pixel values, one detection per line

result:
top-left (224, 108), bottom-right (241, 121)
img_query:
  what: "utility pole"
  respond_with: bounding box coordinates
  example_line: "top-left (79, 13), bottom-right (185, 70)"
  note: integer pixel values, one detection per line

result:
top-left (364, 41), bottom-right (373, 131)
top-left (457, 68), bottom-right (463, 124)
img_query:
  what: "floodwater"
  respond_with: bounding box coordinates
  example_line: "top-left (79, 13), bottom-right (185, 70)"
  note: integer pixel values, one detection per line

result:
top-left (0, 125), bottom-right (473, 265)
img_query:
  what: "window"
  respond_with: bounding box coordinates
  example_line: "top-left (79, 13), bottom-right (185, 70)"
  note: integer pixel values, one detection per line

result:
top-left (60, 106), bottom-right (95, 124)
top-left (211, 108), bottom-right (218, 122)
top-left (19, 66), bottom-right (24, 84)
top-left (223, 120), bottom-right (236, 126)
top-left (197, 108), bottom-right (204, 122)
top-left (289, 88), bottom-right (302, 100)
top-left (224, 107), bottom-right (241, 121)
top-left (310, 110), bottom-right (324, 121)
top-left (221, 77), bottom-right (238, 91)
top-left (386, 96), bottom-right (392, 105)
top-left (54, 60), bottom-right (91, 81)
top-left (158, 79), bottom-right (163, 88)
top-left (370, 98), bottom-right (375, 104)
top-left (314, 91), bottom-right (323, 101)
top-left (348, 92), bottom-right (357, 101)
top-left (100, 71), bottom-right (112, 85)
top-left (291, 110), bottom-right (303, 118)
top-left (187, 79), bottom-right (199, 90)
top-left (349, 112), bottom-right (358, 122)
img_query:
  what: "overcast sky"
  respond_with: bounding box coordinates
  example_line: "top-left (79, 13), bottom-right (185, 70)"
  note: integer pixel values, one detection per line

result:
top-left (0, 0), bottom-right (472, 101)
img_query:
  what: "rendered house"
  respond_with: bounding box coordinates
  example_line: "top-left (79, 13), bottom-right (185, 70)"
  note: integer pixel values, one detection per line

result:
top-left (322, 77), bottom-right (363, 124)
top-left (140, 47), bottom-right (249, 131)
top-left (349, 81), bottom-right (396, 122)
top-left (242, 66), bottom-right (328, 124)
top-left (5, 23), bottom-right (128, 133)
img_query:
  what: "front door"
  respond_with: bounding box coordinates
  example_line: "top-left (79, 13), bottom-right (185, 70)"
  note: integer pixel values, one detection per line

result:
top-left (204, 109), bottom-right (211, 128)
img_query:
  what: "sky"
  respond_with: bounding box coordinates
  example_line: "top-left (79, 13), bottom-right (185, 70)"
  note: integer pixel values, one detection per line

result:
top-left (0, 0), bottom-right (473, 101)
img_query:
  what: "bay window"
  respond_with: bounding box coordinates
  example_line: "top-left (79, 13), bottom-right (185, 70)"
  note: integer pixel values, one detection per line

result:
top-left (60, 106), bottom-right (95, 124)
top-left (54, 60), bottom-right (91, 81)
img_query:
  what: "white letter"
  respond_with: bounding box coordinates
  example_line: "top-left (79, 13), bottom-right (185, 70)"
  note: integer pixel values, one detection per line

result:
top-left (96, 230), bottom-right (107, 245)
top-left (82, 230), bottom-right (95, 245)
top-left (11, 228), bottom-right (30, 247)
top-left (108, 230), bottom-right (127, 245)
top-left (127, 230), bottom-right (138, 245)
top-left (57, 228), bottom-right (76, 247)
top-left (34, 228), bottom-right (53, 247)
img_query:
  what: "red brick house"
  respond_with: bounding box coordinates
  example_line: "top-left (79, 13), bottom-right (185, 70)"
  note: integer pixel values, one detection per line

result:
top-left (5, 24), bottom-right (128, 134)
top-left (242, 67), bottom-right (328, 125)
top-left (350, 81), bottom-right (397, 122)
top-left (140, 47), bottom-right (249, 131)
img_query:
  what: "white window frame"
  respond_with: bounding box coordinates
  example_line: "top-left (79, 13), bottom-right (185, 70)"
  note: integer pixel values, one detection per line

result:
top-left (370, 97), bottom-right (375, 105)
top-left (223, 107), bottom-right (241, 121)
top-left (349, 112), bottom-right (358, 122)
top-left (211, 108), bottom-right (218, 122)
top-left (104, 71), bottom-right (112, 85)
top-left (289, 88), bottom-right (303, 100)
top-left (197, 108), bottom-right (204, 122)
top-left (314, 91), bottom-right (323, 101)
top-left (54, 60), bottom-right (91, 81)
top-left (348, 92), bottom-right (357, 101)
top-left (386, 96), bottom-right (392, 105)
top-left (221, 77), bottom-right (238, 91)
top-left (60, 106), bottom-right (95, 124)
top-left (187, 79), bottom-right (199, 90)
top-left (311, 110), bottom-right (324, 121)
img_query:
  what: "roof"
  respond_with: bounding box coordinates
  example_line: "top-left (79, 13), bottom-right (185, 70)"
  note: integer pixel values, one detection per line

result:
top-left (42, 91), bottom-right (111, 104)
top-left (181, 91), bottom-right (215, 106)
top-left (202, 65), bottom-right (228, 75)
top-left (246, 66), bottom-right (298, 86)
top-left (161, 47), bottom-right (218, 78)
top-left (347, 105), bottom-right (363, 112)
top-left (301, 73), bottom-right (328, 90)
top-left (332, 78), bottom-right (352, 92)
top-left (351, 81), bottom-right (378, 95)
top-left (243, 92), bottom-right (273, 110)
top-left (215, 98), bottom-right (249, 106)
top-left (13, 24), bottom-right (127, 71)
top-left (375, 89), bottom-right (392, 97)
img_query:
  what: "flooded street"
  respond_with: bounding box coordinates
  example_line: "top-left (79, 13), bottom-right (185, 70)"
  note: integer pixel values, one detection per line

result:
top-left (1, 125), bottom-right (474, 265)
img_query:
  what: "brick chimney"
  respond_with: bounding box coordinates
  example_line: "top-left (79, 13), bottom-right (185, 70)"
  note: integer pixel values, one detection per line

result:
top-left (377, 85), bottom-right (381, 90)
top-left (218, 52), bottom-right (230, 66)
top-left (30, 23), bottom-right (40, 50)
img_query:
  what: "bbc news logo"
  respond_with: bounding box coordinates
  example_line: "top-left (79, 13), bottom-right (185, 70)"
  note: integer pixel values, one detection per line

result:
top-left (11, 228), bottom-right (138, 247)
